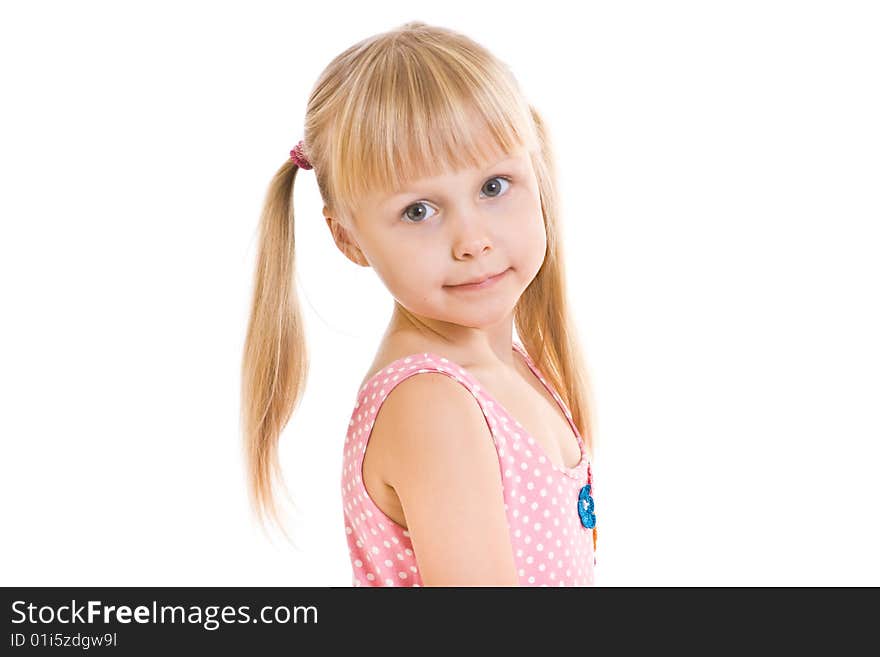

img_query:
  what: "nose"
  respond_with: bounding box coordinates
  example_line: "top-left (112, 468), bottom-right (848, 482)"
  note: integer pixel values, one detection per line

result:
top-left (451, 214), bottom-right (493, 260)
top-left (454, 238), bottom-right (491, 259)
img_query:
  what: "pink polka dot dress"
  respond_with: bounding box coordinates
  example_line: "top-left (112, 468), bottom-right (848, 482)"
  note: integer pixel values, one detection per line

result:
top-left (340, 342), bottom-right (597, 587)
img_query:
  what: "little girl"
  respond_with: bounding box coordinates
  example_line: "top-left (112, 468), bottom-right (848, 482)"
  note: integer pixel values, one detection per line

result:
top-left (241, 21), bottom-right (598, 586)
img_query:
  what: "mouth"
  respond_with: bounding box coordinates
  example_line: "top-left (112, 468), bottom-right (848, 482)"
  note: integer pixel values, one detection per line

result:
top-left (445, 268), bottom-right (511, 291)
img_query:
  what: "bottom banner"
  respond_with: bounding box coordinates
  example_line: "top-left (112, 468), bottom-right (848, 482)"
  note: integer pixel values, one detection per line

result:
top-left (0, 587), bottom-right (865, 651)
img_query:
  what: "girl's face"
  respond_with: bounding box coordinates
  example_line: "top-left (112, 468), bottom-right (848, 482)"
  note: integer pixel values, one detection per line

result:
top-left (328, 144), bottom-right (546, 329)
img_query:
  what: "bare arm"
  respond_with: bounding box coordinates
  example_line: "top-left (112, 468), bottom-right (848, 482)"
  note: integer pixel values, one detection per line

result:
top-left (372, 373), bottom-right (519, 586)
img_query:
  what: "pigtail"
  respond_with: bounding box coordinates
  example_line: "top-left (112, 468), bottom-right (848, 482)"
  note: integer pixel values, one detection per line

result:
top-left (240, 159), bottom-right (309, 544)
top-left (516, 105), bottom-right (598, 460)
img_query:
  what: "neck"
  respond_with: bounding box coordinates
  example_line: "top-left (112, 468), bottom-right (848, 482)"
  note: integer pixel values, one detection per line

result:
top-left (385, 301), bottom-right (517, 371)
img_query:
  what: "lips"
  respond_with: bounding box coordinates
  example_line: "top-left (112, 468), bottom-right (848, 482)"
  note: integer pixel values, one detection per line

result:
top-left (447, 268), bottom-right (509, 287)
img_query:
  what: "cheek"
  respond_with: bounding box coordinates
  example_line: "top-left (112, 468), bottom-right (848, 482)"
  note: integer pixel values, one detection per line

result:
top-left (512, 209), bottom-right (547, 268)
top-left (373, 245), bottom-right (443, 294)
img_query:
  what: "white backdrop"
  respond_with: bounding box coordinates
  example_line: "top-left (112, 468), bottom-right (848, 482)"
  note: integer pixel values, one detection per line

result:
top-left (1, 0), bottom-right (877, 586)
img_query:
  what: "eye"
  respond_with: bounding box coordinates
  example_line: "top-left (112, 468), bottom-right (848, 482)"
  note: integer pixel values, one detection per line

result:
top-left (400, 176), bottom-right (513, 224)
top-left (481, 175), bottom-right (511, 199)
top-left (401, 202), bottom-right (436, 224)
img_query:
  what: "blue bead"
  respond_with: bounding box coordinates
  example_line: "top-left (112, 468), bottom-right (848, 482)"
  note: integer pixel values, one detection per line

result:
top-left (577, 484), bottom-right (597, 529)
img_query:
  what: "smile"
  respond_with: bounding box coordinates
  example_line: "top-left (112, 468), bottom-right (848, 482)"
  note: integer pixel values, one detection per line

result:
top-left (445, 268), bottom-right (510, 291)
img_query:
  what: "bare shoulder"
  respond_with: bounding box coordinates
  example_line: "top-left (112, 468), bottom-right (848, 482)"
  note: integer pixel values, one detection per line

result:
top-left (370, 372), bottom-right (519, 586)
top-left (374, 372), bottom-right (491, 476)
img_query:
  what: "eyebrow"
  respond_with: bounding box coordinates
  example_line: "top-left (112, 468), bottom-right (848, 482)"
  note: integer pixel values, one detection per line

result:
top-left (385, 154), bottom-right (522, 200)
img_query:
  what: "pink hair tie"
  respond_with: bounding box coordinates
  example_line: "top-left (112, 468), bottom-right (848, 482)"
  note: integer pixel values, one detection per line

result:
top-left (289, 140), bottom-right (312, 170)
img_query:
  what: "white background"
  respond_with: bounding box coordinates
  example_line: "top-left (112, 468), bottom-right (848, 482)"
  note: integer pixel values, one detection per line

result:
top-left (1, 1), bottom-right (877, 586)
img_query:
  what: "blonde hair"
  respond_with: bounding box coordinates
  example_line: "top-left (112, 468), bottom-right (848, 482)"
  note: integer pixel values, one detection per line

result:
top-left (241, 21), bottom-right (598, 540)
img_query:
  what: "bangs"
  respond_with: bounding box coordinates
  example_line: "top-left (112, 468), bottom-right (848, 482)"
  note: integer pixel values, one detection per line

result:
top-left (324, 35), bottom-right (538, 222)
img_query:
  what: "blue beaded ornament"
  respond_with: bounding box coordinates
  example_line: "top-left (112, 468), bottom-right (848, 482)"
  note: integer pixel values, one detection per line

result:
top-left (578, 484), bottom-right (596, 529)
